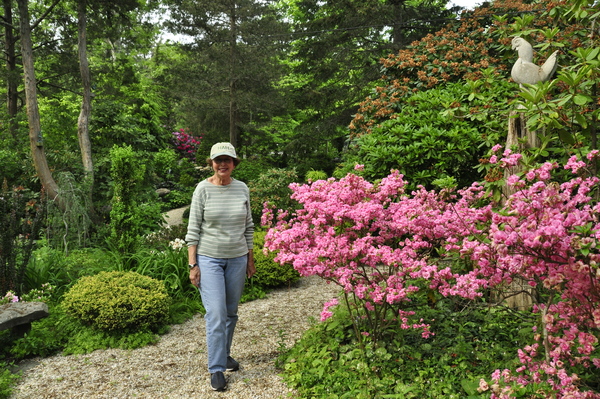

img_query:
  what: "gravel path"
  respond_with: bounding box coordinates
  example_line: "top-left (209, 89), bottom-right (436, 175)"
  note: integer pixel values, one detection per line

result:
top-left (10, 275), bottom-right (340, 399)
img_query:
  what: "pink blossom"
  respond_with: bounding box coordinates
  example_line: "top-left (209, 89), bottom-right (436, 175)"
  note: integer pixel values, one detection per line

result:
top-left (263, 153), bottom-right (600, 399)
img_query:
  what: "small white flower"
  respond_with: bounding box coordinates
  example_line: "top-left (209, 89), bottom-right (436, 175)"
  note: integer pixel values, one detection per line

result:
top-left (169, 238), bottom-right (186, 250)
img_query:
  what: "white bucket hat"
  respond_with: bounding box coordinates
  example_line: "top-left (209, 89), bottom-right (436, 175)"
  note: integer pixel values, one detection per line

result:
top-left (210, 142), bottom-right (237, 160)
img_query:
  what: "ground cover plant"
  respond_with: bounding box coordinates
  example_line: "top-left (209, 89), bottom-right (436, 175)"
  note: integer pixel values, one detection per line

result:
top-left (279, 300), bottom-right (530, 398)
top-left (265, 149), bottom-right (600, 398)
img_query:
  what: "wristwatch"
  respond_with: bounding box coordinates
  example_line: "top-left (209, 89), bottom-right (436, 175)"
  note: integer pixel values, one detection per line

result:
top-left (188, 263), bottom-right (198, 269)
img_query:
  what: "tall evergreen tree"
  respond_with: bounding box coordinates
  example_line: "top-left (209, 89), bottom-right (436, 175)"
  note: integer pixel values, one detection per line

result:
top-left (164, 0), bottom-right (289, 150)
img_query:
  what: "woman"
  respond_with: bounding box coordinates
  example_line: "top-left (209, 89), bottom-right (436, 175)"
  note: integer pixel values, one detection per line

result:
top-left (185, 142), bottom-right (255, 392)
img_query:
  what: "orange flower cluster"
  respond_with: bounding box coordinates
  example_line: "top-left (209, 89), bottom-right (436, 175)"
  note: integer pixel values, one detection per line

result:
top-left (350, 0), bottom-right (575, 137)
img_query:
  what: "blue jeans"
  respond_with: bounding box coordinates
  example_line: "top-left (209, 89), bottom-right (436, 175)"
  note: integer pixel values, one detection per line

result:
top-left (197, 254), bottom-right (247, 373)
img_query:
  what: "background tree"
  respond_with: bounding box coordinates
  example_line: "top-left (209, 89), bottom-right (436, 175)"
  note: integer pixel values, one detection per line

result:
top-left (17, 0), bottom-right (62, 206)
top-left (2, 0), bottom-right (19, 145)
top-left (163, 0), bottom-right (289, 151)
top-left (272, 0), bottom-right (455, 176)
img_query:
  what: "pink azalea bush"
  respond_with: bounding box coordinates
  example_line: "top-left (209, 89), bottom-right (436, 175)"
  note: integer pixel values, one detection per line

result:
top-left (172, 128), bottom-right (202, 161)
top-left (264, 150), bottom-right (600, 398)
top-left (1, 291), bottom-right (19, 304)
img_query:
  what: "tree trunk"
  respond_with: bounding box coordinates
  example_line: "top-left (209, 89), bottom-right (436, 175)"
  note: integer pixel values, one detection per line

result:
top-left (501, 104), bottom-right (539, 310)
top-left (77, 0), bottom-right (94, 184)
top-left (228, 5), bottom-right (238, 147)
top-left (4, 0), bottom-right (19, 144)
top-left (17, 0), bottom-right (61, 207)
top-left (503, 105), bottom-right (539, 199)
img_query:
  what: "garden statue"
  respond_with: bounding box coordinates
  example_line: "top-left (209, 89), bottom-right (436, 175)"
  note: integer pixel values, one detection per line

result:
top-left (510, 37), bottom-right (559, 85)
top-left (506, 37), bottom-right (561, 152)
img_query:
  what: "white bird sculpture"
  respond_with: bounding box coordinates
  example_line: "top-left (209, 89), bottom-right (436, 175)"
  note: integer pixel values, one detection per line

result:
top-left (511, 37), bottom-right (559, 85)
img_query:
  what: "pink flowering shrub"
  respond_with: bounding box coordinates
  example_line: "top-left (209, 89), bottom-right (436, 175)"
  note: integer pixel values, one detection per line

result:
top-left (1, 291), bottom-right (19, 304)
top-left (264, 151), bottom-right (600, 398)
top-left (171, 128), bottom-right (202, 161)
top-left (264, 166), bottom-right (492, 342)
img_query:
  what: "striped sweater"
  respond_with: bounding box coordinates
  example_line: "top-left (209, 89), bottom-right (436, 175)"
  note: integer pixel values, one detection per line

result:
top-left (185, 179), bottom-right (254, 259)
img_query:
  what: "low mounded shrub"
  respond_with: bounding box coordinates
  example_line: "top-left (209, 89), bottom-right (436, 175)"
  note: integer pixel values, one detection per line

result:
top-left (62, 271), bottom-right (171, 332)
top-left (253, 231), bottom-right (299, 288)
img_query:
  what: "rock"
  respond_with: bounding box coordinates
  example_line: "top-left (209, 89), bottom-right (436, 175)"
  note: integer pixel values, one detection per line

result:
top-left (0, 302), bottom-right (49, 337)
top-left (156, 188), bottom-right (171, 197)
top-left (162, 206), bottom-right (189, 226)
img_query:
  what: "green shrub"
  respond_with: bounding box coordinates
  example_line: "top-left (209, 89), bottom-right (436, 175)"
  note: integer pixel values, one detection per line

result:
top-left (62, 271), bottom-right (171, 332)
top-left (129, 245), bottom-right (203, 323)
top-left (305, 169), bottom-right (328, 182)
top-left (25, 245), bottom-right (117, 298)
top-left (153, 148), bottom-right (178, 180)
top-left (0, 186), bottom-right (46, 297)
top-left (0, 362), bottom-right (19, 399)
top-left (335, 80), bottom-right (510, 190)
top-left (108, 145), bottom-right (163, 256)
top-left (280, 300), bottom-right (530, 399)
top-left (248, 168), bottom-right (299, 225)
top-left (253, 231), bottom-right (299, 288)
top-left (233, 157), bottom-right (271, 184)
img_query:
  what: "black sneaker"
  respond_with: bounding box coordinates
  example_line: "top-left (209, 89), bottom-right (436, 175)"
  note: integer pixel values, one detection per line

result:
top-left (210, 371), bottom-right (227, 391)
top-left (226, 356), bottom-right (240, 371)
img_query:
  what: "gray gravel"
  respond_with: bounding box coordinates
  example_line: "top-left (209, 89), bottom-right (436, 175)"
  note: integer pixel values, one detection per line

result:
top-left (10, 275), bottom-right (340, 399)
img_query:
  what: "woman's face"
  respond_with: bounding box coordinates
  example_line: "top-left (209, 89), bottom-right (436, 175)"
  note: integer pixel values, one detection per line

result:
top-left (212, 156), bottom-right (235, 178)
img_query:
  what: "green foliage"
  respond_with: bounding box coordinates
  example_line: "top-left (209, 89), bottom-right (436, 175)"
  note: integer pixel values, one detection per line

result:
top-left (143, 224), bottom-right (189, 250)
top-left (90, 71), bottom-right (169, 154)
top-left (280, 0), bottom-right (453, 169)
top-left (349, 0), bottom-right (544, 135)
top-left (0, 150), bottom-right (32, 190)
top-left (1, 302), bottom-right (163, 362)
top-left (0, 362), bottom-right (19, 399)
top-left (252, 231), bottom-right (300, 289)
top-left (153, 148), bottom-right (179, 180)
top-left (280, 300), bottom-right (529, 398)
top-left (164, 0), bottom-right (288, 147)
top-left (17, 284), bottom-right (55, 304)
top-left (37, 94), bottom-right (79, 161)
top-left (129, 246), bottom-right (203, 324)
top-left (0, 186), bottom-right (46, 297)
top-left (336, 80), bottom-right (511, 189)
top-left (505, 6), bottom-right (600, 171)
top-left (25, 245), bottom-right (116, 298)
top-left (61, 327), bottom-right (164, 356)
top-left (45, 172), bottom-right (93, 252)
top-left (249, 168), bottom-right (299, 225)
top-left (305, 169), bottom-right (328, 182)
top-left (5, 305), bottom-right (73, 360)
top-left (233, 157), bottom-right (272, 184)
top-left (151, 151), bottom-right (205, 210)
top-left (108, 145), bottom-right (162, 256)
top-left (62, 271), bottom-right (171, 332)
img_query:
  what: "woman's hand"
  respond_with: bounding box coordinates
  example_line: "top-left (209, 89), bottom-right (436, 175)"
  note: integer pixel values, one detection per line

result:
top-left (247, 256), bottom-right (256, 278)
top-left (189, 266), bottom-right (200, 287)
